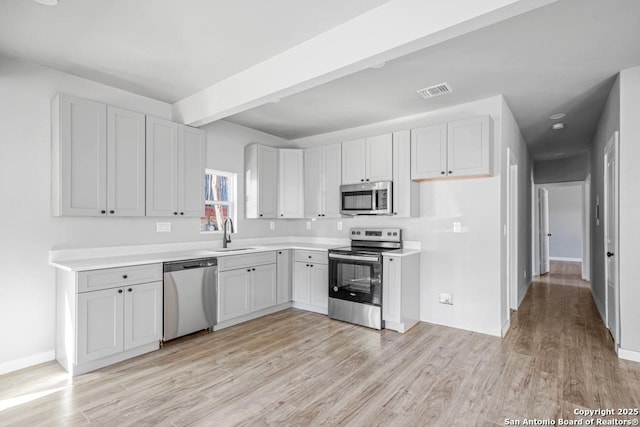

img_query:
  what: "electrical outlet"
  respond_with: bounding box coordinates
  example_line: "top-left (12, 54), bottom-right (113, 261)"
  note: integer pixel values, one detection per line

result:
top-left (270, 221), bottom-right (275, 230)
top-left (306, 221), bottom-right (311, 230)
top-left (156, 222), bottom-right (171, 232)
top-left (453, 221), bottom-right (461, 233)
top-left (439, 293), bottom-right (453, 305)
top-left (337, 221), bottom-right (343, 231)
top-left (523, 270), bottom-right (527, 279)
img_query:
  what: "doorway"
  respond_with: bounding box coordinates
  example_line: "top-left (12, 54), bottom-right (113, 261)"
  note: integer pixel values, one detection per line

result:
top-left (604, 132), bottom-right (619, 348)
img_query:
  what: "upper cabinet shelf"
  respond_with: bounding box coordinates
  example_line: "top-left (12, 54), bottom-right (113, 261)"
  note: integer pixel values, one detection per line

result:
top-left (411, 116), bottom-right (493, 181)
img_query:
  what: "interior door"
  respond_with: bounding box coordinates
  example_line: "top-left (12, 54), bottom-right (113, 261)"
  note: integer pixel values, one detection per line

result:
top-left (604, 133), bottom-right (619, 346)
top-left (539, 188), bottom-right (550, 275)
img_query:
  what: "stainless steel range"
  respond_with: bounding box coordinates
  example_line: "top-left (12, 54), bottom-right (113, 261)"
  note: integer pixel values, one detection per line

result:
top-left (328, 227), bottom-right (402, 330)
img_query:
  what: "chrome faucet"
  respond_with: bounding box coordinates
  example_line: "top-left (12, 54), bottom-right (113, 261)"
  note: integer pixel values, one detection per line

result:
top-left (223, 218), bottom-right (234, 248)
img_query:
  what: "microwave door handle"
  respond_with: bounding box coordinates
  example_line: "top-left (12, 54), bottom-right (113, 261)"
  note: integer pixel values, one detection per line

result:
top-left (371, 191), bottom-right (378, 211)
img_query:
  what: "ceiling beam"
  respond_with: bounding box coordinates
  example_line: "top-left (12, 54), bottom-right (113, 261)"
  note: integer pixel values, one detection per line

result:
top-left (173, 0), bottom-right (559, 128)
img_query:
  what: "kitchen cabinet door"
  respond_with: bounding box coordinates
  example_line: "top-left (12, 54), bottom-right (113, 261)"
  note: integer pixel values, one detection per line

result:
top-left (341, 139), bottom-right (366, 184)
top-left (52, 94), bottom-right (107, 216)
top-left (304, 147), bottom-right (323, 218)
top-left (447, 116), bottom-right (492, 178)
top-left (146, 116), bottom-right (179, 216)
top-left (278, 149), bottom-right (304, 218)
top-left (411, 123), bottom-right (447, 180)
top-left (178, 125), bottom-right (205, 217)
top-left (77, 287), bottom-right (124, 364)
top-left (276, 250), bottom-right (292, 304)
top-left (258, 145), bottom-right (278, 218)
top-left (323, 144), bottom-right (342, 218)
top-left (393, 130), bottom-right (419, 218)
top-left (293, 262), bottom-right (311, 305)
top-left (366, 133), bottom-right (393, 183)
top-left (309, 264), bottom-right (328, 310)
top-left (218, 269), bottom-right (251, 322)
top-left (382, 257), bottom-right (401, 324)
top-left (251, 263), bottom-right (277, 311)
top-left (123, 281), bottom-right (162, 350)
top-left (106, 106), bottom-right (146, 217)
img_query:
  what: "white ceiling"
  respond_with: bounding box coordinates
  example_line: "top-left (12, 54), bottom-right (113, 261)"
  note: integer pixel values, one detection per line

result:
top-left (1, 0), bottom-right (639, 160)
top-left (0, 0), bottom-right (389, 102)
top-left (225, 0), bottom-right (640, 160)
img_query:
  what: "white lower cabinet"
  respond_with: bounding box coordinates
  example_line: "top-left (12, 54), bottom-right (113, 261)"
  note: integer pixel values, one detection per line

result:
top-left (56, 264), bottom-right (163, 376)
top-left (217, 252), bottom-right (279, 325)
top-left (382, 253), bottom-right (420, 333)
top-left (276, 250), bottom-right (292, 304)
top-left (292, 250), bottom-right (328, 314)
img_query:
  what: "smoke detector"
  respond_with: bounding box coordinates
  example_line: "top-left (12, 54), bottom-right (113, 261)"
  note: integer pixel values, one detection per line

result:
top-left (552, 123), bottom-right (565, 131)
top-left (416, 82), bottom-right (453, 99)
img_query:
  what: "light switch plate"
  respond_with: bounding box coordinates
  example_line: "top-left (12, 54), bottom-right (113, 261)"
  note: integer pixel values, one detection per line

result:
top-left (157, 222), bottom-right (171, 232)
top-left (337, 221), bottom-right (343, 231)
top-left (439, 293), bottom-right (453, 305)
top-left (453, 221), bottom-right (461, 233)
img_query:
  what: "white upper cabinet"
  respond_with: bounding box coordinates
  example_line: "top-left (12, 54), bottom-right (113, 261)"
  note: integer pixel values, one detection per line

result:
top-left (410, 123), bottom-right (447, 180)
top-left (52, 94), bottom-right (107, 216)
top-left (245, 143), bottom-right (278, 219)
top-left (304, 143), bottom-right (342, 218)
top-left (366, 134), bottom-right (393, 182)
top-left (107, 106), bottom-right (146, 217)
top-left (146, 117), bottom-right (204, 217)
top-left (278, 149), bottom-right (304, 218)
top-left (447, 116), bottom-right (492, 178)
top-left (52, 94), bottom-right (147, 217)
top-left (392, 130), bottom-right (419, 218)
top-left (178, 125), bottom-right (205, 217)
top-left (342, 134), bottom-right (392, 184)
top-left (411, 116), bottom-right (492, 181)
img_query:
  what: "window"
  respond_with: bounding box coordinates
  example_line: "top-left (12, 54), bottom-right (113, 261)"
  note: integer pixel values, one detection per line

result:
top-left (201, 169), bottom-right (237, 233)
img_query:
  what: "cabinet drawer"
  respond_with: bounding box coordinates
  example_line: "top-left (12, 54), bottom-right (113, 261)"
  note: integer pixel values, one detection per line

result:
top-left (294, 250), bottom-right (328, 265)
top-left (78, 263), bottom-right (162, 293)
top-left (218, 251), bottom-right (276, 272)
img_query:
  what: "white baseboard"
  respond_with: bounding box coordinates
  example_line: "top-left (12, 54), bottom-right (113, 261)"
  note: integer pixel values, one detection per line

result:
top-left (501, 316), bottom-right (511, 337)
top-left (549, 257), bottom-right (582, 262)
top-left (0, 350), bottom-right (55, 376)
top-left (618, 348), bottom-right (640, 363)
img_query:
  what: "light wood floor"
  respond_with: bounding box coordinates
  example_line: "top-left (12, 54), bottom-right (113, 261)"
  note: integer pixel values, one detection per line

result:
top-left (1, 264), bottom-right (639, 426)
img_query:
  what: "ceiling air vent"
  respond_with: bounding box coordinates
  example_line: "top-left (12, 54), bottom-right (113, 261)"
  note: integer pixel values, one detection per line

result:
top-left (416, 82), bottom-right (453, 99)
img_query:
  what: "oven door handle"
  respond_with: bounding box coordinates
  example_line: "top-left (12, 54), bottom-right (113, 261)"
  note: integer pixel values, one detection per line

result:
top-left (329, 253), bottom-right (380, 262)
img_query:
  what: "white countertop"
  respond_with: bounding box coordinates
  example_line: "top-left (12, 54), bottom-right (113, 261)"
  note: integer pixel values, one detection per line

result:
top-left (49, 239), bottom-right (421, 272)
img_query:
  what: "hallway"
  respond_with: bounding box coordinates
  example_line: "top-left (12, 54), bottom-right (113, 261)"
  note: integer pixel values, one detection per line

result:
top-left (504, 261), bottom-right (639, 419)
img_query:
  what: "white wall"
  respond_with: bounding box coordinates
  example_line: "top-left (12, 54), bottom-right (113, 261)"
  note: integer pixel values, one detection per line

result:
top-left (542, 183), bottom-right (583, 261)
top-left (534, 153), bottom-right (590, 184)
top-left (0, 56), bottom-right (292, 372)
top-left (289, 96), bottom-right (511, 337)
top-left (618, 66), bottom-right (640, 355)
top-left (499, 97), bottom-right (532, 327)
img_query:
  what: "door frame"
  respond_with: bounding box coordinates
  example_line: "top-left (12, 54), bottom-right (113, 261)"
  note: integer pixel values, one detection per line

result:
top-left (538, 187), bottom-right (550, 275)
top-left (506, 148), bottom-right (519, 310)
top-left (582, 175), bottom-right (591, 281)
top-left (604, 131), bottom-right (620, 348)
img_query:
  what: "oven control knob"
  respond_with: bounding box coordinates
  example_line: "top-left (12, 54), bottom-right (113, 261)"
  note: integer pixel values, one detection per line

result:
top-left (393, 232), bottom-right (397, 236)
top-left (387, 232), bottom-right (391, 236)
top-left (333, 286), bottom-right (338, 292)
top-left (357, 231), bottom-right (361, 235)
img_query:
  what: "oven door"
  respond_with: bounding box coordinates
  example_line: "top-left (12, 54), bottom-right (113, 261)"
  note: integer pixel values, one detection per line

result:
top-left (328, 253), bottom-right (382, 306)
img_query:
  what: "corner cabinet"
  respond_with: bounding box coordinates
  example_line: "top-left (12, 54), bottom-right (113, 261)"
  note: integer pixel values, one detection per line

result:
top-left (52, 94), bottom-right (145, 217)
top-left (278, 149), bottom-right (304, 218)
top-left (55, 263), bottom-right (163, 376)
top-left (245, 144), bottom-right (278, 219)
top-left (411, 116), bottom-right (492, 181)
top-left (146, 117), bottom-right (205, 217)
top-left (392, 130), bottom-right (420, 217)
top-left (341, 134), bottom-right (393, 185)
top-left (304, 143), bottom-right (342, 218)
top-left (382, 253), bottom-right (420, 333)
top-left (292, 250), bottom-right (328, 314)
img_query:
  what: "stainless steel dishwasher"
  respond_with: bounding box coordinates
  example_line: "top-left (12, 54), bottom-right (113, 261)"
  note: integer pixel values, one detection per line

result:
top-left (163, 258), bottom-right (217, 341)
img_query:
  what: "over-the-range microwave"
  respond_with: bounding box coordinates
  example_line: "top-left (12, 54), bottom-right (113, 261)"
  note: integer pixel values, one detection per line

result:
top-left (340, 181), bottom-right (393, 215)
